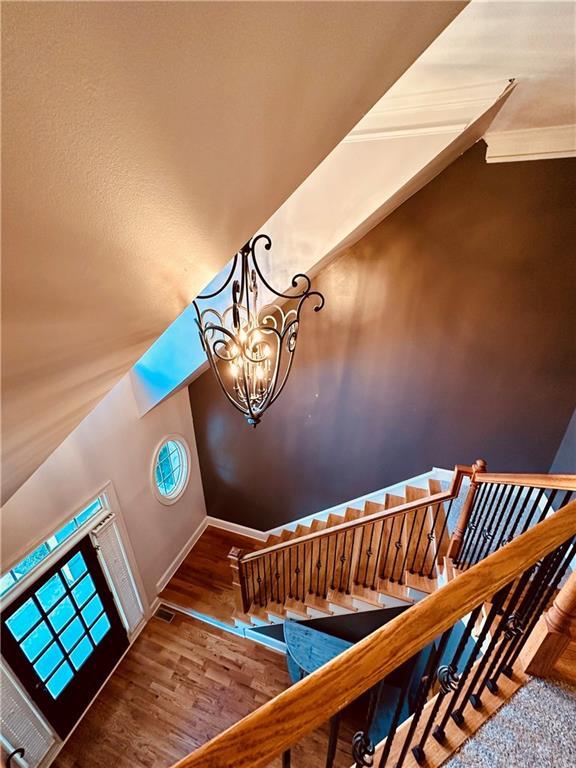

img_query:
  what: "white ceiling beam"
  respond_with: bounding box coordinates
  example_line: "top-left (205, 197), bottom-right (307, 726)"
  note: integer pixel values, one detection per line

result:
top-left (485, 124), bottom-right (576, 163)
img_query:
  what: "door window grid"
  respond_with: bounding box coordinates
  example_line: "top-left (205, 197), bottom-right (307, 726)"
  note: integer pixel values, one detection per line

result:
top-left (5, 552), bottom-right (111, 699)
top-left (0, 497), bottom-right (105, 597)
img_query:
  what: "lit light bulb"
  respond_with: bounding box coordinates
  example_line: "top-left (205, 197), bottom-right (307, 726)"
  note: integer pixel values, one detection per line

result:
top-left (239, 328), bottom-right (247, 343)
top-left (230, 362), bottom-right (239, 378)
top-left (253, 329), bottom-right (262, 343)
top-left (261, 343), bottom-right (270, 359)
top-left (230, 344), bottom-right (238, 357)
top-left (256, 366), bottom-right (265, 381)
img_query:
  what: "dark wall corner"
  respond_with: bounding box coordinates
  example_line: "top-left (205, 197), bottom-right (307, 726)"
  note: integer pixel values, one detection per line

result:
top-left (190, 145), bottom-right (576, 529)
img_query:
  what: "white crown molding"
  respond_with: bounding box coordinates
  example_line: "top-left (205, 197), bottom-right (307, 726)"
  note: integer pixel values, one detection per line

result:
top-left (344, 81), bottom-right (510, 144)
top-left (343, 123), bottom-right (467, 144)
top-left (485, 124), bottom-right (576, 163)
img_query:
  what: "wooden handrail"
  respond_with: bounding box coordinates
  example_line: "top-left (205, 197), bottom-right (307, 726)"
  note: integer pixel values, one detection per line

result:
top-left (239, 464), bottom-right (475, 562)
top-left (475, 473), bottom-right (576, 491)
top-left (172, 499), bottom-right (576, 768)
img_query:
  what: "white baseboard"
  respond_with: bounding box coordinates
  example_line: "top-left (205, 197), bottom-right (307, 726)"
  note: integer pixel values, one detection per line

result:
top-left (155, 517), bottom-right (208, 593)
top-left (206, 467), bottom-right (454, 540)
top-left (206, 515), bottom-right (267, 541)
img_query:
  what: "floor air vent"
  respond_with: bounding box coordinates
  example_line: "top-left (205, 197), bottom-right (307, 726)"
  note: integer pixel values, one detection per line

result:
top-left (154, 606), bottom-right (176, 623)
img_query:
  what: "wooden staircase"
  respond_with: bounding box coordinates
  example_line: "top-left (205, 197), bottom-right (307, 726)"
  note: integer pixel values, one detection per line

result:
top-left (169, 469), bottom-right (576, 768)
top-left (229, 475), bottom-right (457, 630)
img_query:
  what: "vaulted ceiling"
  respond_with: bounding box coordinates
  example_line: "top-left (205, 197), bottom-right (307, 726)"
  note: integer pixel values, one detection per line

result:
top-left (1, 1), bottom-right (465, 503)
top-left (3, 1), bottom-right (575, 506)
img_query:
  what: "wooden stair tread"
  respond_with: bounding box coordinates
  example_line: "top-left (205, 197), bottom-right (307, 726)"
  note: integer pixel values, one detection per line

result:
top-left (344, 506), bottom-right (364, 521)
top-left (248, 606), bottom-right (273, 625)
top-left (364, 499), bottom-right (385, 516)
top-left (377, 578), bottom-right (414, 603)
top-left (266, 604), bottom-right (288, 621)
top-left (350, 585), bottom-right (384, 607)
top-left (405, 485), bottom-right (428, 500)
top-left (326, 590), bottom-right (359, 612)
top-left (384, 493), bottom-right (405, 508)
top-left (304, 594), bottom-right (334, 615)
top-left (404, 571), bottom-right (438, 594)
top-left (284, 598), bottom-right (310, 618)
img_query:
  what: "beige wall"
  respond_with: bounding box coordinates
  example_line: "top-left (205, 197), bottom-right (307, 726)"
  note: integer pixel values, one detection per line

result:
top-left (1, 375), bottom-right (206, 604)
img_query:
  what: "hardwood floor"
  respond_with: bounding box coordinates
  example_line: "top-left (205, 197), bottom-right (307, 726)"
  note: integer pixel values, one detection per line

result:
top-left (54, 611), bottom-right (354, 768)
top-left (159, 526), bottom-right (260, 624)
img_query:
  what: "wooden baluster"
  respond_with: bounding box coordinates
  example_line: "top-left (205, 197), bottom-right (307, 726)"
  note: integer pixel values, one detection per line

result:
top-left (520, 569), bottom-right (576, 677)
top-left (447, 458), bottom-right (487, 560)
top-left (228, 547), bottom-right (250, 613)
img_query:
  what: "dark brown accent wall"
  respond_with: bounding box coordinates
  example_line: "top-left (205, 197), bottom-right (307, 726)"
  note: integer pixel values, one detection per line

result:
top-left (189, 143), bottom-right (576, 529)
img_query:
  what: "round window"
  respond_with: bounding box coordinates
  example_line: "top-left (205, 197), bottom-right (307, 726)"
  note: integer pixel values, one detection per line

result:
top-left (152, 436), bottom-right (190, 504)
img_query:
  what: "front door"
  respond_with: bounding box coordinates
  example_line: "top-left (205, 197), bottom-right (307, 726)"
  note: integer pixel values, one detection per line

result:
top-left (1, 535), bottom-right (128, 738)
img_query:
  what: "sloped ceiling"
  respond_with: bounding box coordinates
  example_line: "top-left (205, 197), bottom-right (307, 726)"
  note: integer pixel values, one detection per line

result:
top-left (387, 0), bottom-right (576, 133)
top-left (1, 2), bottom-right (466, 503)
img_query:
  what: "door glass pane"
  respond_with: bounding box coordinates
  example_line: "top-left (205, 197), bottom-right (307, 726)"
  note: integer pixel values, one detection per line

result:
top-left (46, 661), bottom-right (74, 699)
top-left (21, 621), bottom-right (53, 661)
top-left (82, 594), bottom-right (104, 627)
top-left (34, 642), bottom-right (64, 681)
top-left (36, 574), bottom-right (66, 611)
top-left (90, 614), bottom-right (111, 645)
top-left (72, 574), bottom-right (95, 607)
top-left (48, 596), bottom-right (75, 632)
top-left (60, 617), bottom-right (84, 652)
top-left (69, 636), bottom-right (94, 670)
top-left (5, 598), bottom-right (41, 640)
top-left (62, 552), bottom-right (87, 586)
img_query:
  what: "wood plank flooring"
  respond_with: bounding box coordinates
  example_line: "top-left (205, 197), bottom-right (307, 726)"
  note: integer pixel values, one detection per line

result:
top-left (159, 527), bottom-right (260, 624)
top-left (54, 611), bottom-right (355, 768)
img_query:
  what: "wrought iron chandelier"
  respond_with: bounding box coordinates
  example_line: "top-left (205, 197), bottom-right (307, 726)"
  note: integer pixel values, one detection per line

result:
top-left (192, 234), bottom-right (325, 426)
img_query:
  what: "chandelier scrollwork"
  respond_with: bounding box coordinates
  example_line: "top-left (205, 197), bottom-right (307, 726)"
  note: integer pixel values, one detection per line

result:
top-left (192, 234), bottom-right (325, 426)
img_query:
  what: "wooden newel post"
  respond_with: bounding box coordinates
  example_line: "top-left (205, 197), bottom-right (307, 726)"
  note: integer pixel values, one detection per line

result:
top-left (447, 459), bottom-right (487, 560)
top-left (228, 547), bottom-right (250, 614)
top-left (520, 569), bottom-right (576, 677)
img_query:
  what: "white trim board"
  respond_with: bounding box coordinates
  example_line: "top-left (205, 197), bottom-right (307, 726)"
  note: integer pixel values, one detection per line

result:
top-left (205, 516), bottom-right (267, 542)
top-left (485, 124), bottom-right (576, 163)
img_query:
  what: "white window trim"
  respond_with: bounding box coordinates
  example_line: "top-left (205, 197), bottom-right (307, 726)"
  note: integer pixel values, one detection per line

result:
top-left (150, 433), bottom-right (191, 506)
top-left (0, 496), bottom-right (111, 610)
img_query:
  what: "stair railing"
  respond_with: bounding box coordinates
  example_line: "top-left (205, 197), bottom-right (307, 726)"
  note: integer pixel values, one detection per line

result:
top-left (172, 497), bottom-right (576, 768)
top-left (450, 472), bottom-right (576, 569)
top-left (229, 463), bottom-right (478, 614)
